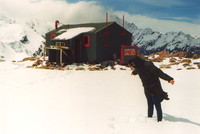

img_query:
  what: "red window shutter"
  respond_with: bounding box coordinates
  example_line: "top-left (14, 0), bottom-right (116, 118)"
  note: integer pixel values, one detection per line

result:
top-left (84, 36), bottom-right (91, 47)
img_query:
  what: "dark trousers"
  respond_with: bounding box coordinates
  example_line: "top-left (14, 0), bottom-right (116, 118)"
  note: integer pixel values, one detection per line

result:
top-left (145, 93), bottom-right (163, 121)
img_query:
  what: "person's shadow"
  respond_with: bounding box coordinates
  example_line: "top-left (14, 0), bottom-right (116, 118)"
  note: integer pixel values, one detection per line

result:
top-left (164, 113), bottom-right (200, 126)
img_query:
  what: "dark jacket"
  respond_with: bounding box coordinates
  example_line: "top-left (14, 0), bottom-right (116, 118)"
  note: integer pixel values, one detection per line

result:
top-left (130, 56), bottom-right (174, 101)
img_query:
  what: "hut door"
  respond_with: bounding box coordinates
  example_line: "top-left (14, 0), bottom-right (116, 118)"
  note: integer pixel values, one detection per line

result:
top-left (74, 39), bottom-right (83, 63)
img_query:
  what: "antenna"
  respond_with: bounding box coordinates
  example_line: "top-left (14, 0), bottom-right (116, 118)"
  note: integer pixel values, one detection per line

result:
top-left (104, 13), bottom-right (109, 47)
top-left (106, 12), bottom-right (108, 34)
top-left (121, 15), bottom-right (125, 45)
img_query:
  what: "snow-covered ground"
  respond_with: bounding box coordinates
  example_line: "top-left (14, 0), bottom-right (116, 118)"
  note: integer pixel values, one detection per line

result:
top-left (0, 59), bottom-right (200, 134)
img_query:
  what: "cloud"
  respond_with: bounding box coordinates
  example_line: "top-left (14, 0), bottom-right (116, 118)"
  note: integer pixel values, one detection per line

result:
top-left (0, 0), bottom-right (106, 23)
top-left (194, 15), bottom-right (200, 24)
top-left (112, 11), bottom-right (200, 36)
top-left (135, 0), bottom-right (184, 7)
top-left (160, 16), bottom-right (195, 23)
top-left (0, 0), bottom-right (199, 36)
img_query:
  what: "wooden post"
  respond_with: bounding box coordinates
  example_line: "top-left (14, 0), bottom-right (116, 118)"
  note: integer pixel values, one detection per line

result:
top-left (60, 49), bottom-right (63, 64)
top-left (43, 47), bottom-right (46, 61)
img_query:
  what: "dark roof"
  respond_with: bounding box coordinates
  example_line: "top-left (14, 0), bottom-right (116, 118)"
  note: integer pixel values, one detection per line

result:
top-left (47, 22), bottom-right (115, 35)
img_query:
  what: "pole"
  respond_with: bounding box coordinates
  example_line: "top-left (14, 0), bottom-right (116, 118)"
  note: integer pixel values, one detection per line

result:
top-left (43, 47), bottom-right (45, 61)
top-left (60, 49), bottom-right (62, 64)
top-left (122, 15), bottom-right (125, 45)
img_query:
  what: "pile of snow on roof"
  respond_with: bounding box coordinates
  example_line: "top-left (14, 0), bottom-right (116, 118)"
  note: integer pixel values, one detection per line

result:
top-left (54, 27), bottom-right (95, 40)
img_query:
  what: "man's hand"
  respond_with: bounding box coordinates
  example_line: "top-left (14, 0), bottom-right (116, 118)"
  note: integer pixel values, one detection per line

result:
top-left (169, 80), bottom-right (175, 85)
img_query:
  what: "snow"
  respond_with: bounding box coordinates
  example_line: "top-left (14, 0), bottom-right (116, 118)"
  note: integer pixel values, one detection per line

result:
top-left (0, 23), bottom-right (23, 43)
top-left (0, 16), bottom-right (46, 60)
top-left (54, 27), bottom-right (95, 40)
top-left (128, 22), bottom-right (200, 54)
top-left (0, 42), bottom-right (29, 61)
top-left (194, 33), bottom-right (200, 39)
top-left (0, 59), bottom-right (200, 134)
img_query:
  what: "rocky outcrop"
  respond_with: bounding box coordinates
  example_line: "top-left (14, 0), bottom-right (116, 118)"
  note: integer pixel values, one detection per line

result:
top-left (147, 50), bottom-right (200, 70)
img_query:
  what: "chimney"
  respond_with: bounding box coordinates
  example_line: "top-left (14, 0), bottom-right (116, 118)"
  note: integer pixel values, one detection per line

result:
top-left (55, 20), bottom-right (59, 30)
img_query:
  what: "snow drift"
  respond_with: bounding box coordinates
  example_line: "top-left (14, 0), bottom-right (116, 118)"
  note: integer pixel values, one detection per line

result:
top-left (0, 58), bottom-right (200, 134)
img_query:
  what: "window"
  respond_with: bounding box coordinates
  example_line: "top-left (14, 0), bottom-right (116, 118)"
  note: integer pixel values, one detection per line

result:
top-left (84, 36), bottom-right (90, 47)
top-left (56, 42), bottom-right (65, 46)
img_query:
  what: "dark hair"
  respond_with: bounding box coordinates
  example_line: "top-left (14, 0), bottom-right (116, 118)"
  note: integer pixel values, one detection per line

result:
top-left (129, 55), bottom-right (145, 68)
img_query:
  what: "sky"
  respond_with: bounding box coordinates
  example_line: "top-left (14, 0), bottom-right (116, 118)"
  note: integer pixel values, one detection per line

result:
top-left (67, 0), bottom-right (200, 24)
top-left (65, 0), bottom-right (200, 36)
top-left (0, 0), bottom-right (199, 36)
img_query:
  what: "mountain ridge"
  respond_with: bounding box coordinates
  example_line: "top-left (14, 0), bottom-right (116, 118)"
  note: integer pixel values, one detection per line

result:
top-left (124, 21), bottom-right (200, 55)
top-left (0, 15), bottom-right (200, 60)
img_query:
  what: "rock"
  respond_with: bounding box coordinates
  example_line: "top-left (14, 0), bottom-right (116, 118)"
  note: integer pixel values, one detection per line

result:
top-left (148, 50), bottom-right (169, 62)
top-left (21, 57), bottom-right (38, 62)
top-left (170, 62), bottom-right (179, 66)
top-left (160, 64), bottom-right (171, 69)
top-left (192, 54), bottom-right (200, 59)
top-left (193, 62), bottom-right (200, 65)
top-left (88, 67), bottom-right (102, 71)
top-left (100, 60), bottom-right (115, 69)
top-left (169, 57), bottom-right (177, 63)
top-left (180, 59), bottom-right (192, 63)
top-left (187, 67), bottom-right (196, 70)
top-left (151, 57), bottom-right (164, 62)
top-left (193, 62), bottom-right (200, 69)
top-left (183, 63), bottom-right (190, 67)
top-left (170, 52), bottom-right (188, 58)
top-left (157, 50), bottom-right (169, 59)
top-left (75, 67), bottom-right (85, 71)
top-left (197, 63), bottom-right (200, 69)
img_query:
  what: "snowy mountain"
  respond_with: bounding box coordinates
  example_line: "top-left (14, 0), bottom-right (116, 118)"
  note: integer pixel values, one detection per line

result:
top-left (194, 33), bottom-right (200, 39)
top-left (125, 22), bottom-right (200, 55)
top-left (0, 15), bottom-right (49, 60)
top-left (0, 15), bottom-right (200, 61)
